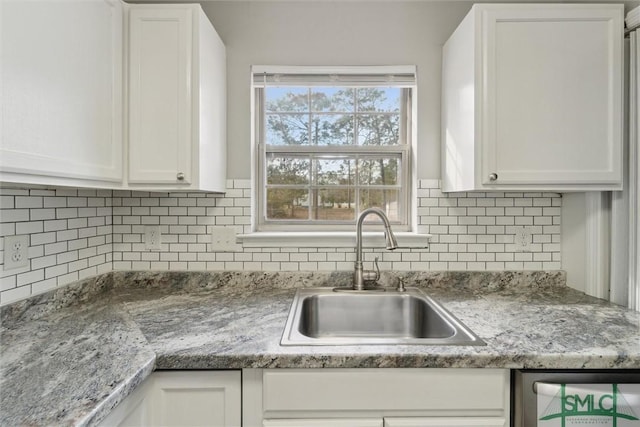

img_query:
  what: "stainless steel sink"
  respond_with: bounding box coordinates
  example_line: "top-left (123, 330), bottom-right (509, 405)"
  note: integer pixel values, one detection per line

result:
top-left (280, 287), bottom-right (485, 346)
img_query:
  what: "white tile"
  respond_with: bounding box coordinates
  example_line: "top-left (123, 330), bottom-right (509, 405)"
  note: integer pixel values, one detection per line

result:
top-left (0, 275), bottom-right (16, 292)
top-left (31, 278), bottom-right (57, 294)
top-left (1, 209), bottom-right (30, 222)
top-left (1, 285), bottom-right (31, 305)
top-left (16, 196), bottom-right (43, 209)
top-left (45, 264), bottom-right (68, 279)
top-left (57, 271), bottom-right (79, 286)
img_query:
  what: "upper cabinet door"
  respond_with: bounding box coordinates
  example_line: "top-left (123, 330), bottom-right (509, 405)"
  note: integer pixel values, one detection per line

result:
top-left (442, 4), bottom-right (623, 192)
top-left (126, 4), bottom-right (226, 192)
top-left (128, 7), bottom-right (192, 185)
top-left (1, 0), bottom-right (123, 186)
top-left (482, 6), bottom-right (622, 187)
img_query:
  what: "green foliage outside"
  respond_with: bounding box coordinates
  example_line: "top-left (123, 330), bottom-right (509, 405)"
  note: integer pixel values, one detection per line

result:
top-left (265, 87), bottom-right (402, 221)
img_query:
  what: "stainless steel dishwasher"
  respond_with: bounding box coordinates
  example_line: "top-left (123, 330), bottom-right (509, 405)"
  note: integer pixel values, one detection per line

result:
top-left (513, 370), bottom-right (640, 427)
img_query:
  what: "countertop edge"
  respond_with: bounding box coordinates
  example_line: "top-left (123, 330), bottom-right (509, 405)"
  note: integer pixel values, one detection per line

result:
top-left (79, 355), bottom-right (156, 427)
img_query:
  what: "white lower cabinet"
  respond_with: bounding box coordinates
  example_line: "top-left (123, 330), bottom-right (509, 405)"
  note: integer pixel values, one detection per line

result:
top-left (101, 369), bottom-right (508, 427)
top-left (263, 419), bottom-right (383, 427)
top-left (99, 370), bottom-right (241, 427)
top-left (243, 368), bottom-right (510, 427)
top-left (262, 417), bottom-right (506, 427)
top-left (383, 417), bottom-right (506, 427)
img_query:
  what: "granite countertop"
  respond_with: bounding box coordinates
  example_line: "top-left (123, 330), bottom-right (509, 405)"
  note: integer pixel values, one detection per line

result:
top-left (1, 270), bottom-right (640, 426)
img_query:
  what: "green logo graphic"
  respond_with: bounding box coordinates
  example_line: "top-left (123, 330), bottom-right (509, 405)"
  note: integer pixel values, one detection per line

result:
top-left (539, 384), bottom-right (639, 427)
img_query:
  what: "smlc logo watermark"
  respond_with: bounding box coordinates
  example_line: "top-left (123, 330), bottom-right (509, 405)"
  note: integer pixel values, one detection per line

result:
top-left (538, 383), bottom-right (640, 427)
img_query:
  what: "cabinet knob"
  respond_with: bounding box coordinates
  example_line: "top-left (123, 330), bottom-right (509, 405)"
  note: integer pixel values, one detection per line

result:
top-left (177, 172), bottom-right (185, 181)
top-left (488, 173), bottom-right (498, 182)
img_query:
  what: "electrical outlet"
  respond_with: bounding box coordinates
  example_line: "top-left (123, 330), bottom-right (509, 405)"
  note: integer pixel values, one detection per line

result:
top-left (514, 226), bottom-right (532, 252)
top-left (210, 226), bottom-right (239, 252)
top-left (144, 226), bottom-right (162, 250)
top-left (4, 235), bottom-right (29, 270)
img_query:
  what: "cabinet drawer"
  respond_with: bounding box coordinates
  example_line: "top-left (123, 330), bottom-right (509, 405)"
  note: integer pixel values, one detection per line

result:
top-left (263, 369), bottom-right (508, 414)
top-left (384, 417), bottom-right (506, 427)
top-left (264, 419), bottom-right (383, 427)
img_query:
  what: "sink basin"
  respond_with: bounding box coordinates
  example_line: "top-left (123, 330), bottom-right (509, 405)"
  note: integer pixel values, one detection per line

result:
top-left (280, 287), bottom-right (485, 346)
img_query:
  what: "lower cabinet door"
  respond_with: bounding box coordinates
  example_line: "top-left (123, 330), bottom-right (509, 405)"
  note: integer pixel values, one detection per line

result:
top-left (384, 418), bottom-right (507, 427)
top-left (151, 371), bottom-right (241, 427)
top-left (263, 419), bottom-right (383, 427)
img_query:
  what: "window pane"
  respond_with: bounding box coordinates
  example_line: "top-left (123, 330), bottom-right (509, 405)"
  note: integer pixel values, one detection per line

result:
top-left (357, 88), bottom-right (401, 113)
top-left (257, 79), bottom-right (411, 229)
top-left (266, 189), bottom-right (308, 220)
top-left (357, 114), bottom-right (400, 146)
top-left (358, 157), bottom-right (400, 185)
top-left (311, 114), bottom-right (354, 145)
top-left (359, 189), bottom-right (400, 222)
top-left (311, 88), bottom-right (355, 112)
top-left (266, 87), bottom-right (308, 112)
top-left (314, 158), bottom-right (355, 186)
top-left (266, 114), bottom-right (309, 145)
top-left (266, 156), bottom-right (310, 185)
top-left (310, 189), bottom-right (355, 221)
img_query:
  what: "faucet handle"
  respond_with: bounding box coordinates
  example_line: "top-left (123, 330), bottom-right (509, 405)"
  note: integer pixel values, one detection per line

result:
top-left (361, 257), bottom-right (381, 284)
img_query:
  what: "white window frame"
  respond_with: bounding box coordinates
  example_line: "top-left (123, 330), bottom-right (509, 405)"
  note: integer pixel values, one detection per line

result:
top-left (251, 66), bottom-right (417, 232)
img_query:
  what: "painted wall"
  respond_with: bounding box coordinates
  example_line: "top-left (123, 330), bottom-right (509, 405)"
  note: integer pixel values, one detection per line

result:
top-left (200, 1), bottom-right (473, 179)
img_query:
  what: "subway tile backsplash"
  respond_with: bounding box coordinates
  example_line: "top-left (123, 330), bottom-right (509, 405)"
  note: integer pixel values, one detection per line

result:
top-left (0, 188), bottom-right (113, 305)
top-left (110, 179), bottom-right (560, 271)
top-left (0, 179), bottom-right (561, 305)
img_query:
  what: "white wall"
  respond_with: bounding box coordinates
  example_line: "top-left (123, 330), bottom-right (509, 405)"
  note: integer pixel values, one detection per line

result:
top-left (200, 1), bottom-right (473, 179)
top-left (561, 193), bottom-right (587, 293)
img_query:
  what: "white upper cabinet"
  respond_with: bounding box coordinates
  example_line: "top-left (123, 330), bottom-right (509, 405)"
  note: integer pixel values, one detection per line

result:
top-left (442, 4), bottom-right (623, 192)
top-left (127, 4), bottom-right (226, 192)
top-left (1, 0), bottom-right (124, 188)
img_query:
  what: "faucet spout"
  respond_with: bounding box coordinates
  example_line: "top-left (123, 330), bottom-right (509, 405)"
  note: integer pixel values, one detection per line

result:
top-left (354, 207), bottom-right (398, 290)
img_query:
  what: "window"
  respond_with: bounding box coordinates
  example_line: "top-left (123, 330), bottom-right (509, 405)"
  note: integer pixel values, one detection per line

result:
top-left (253, 66), bottom-right (415, 231)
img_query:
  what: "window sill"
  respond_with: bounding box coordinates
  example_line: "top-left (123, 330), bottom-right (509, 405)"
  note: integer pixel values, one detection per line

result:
top-left (237, 231), bottom-right (432, 249)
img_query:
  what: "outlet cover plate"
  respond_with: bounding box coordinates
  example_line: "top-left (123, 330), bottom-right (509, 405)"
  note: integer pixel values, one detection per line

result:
top-left (210, 226), bottom-right (239, 252)
top-left (144, 226), bottom-right (162, 250)
top-left (4, 235), bottom-right (29, 270)
top-left (514, 226), bottom-right (532, 252)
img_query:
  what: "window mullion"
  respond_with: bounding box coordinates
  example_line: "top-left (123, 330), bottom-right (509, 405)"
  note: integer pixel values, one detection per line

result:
top-left (308, 153), bottom-right (313, 221)
top-left (353, 90), bottom-right (358, 146)
top-left (355, 153), bottom-right (360, 217)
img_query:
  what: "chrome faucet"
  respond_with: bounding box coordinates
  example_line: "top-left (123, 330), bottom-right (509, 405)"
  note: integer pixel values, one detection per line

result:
top-left (353, 207), bottom-right (398, 290)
